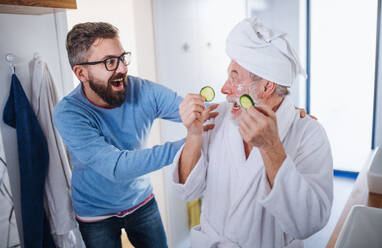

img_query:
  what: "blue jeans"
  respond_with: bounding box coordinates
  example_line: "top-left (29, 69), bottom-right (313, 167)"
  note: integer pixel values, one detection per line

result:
top-left (77, 197), bottom-right (167, 248)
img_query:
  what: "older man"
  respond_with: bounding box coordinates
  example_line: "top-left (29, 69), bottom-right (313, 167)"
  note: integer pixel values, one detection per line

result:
top-left (172, 17), bottom-right (333, 247)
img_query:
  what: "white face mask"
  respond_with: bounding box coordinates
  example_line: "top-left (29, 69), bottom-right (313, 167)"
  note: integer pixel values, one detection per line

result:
top-left (228, 84), bottom-right (263, 127)
top-left (226, 82), bottom-right (260, 104)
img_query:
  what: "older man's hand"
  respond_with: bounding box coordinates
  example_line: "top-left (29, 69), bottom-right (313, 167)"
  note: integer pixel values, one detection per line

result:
top-left (238, 104), bottom-right (282, 150)
top-left (179, 94), bottom-right (219, 136)
top-left (238, 104), bottom-right (286, 187)
top-left (295, 106), bottom-right (318, 120)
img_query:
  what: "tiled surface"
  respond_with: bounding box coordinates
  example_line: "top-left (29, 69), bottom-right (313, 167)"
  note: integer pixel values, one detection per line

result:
top-left (304, 176), bottom-right (355, 247)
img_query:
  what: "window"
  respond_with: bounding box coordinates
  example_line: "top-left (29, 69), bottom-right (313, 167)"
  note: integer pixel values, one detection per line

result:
top-left (310, 0), bottom-right (378, 171)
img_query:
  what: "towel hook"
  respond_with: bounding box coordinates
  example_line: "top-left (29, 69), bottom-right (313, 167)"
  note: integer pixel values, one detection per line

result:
top-left (5, 53), bottom-right (15, 74)
top-left (33, 52), bottom-right (40, 60)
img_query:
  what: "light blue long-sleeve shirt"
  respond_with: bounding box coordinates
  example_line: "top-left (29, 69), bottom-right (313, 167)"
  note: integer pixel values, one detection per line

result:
top-left (53, 76), bottom-right (184, 216)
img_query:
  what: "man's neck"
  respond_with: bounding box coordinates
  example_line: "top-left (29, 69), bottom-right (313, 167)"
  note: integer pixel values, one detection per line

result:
top-left (82, 84), bottom-right (111, 108)
top-left (266, 95), bottom-right (284, 112)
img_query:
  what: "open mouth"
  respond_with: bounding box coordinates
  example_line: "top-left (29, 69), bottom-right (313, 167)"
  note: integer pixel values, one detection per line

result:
top-left (110, 77), bottom-right (124, 90)
top-left (226, 96), bottom-right (242, 116)
top-left (230, 101), bottom-right (242, 116)
top-left (232, 102), bottom-right (241, 110)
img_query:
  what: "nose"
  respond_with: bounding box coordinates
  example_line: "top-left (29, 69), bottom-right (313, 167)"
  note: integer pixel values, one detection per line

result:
top-left (221, 79), bottom-right (232, 95)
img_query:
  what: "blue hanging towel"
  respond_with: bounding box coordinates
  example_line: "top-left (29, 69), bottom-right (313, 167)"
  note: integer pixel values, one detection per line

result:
top-left (3, 74), bottom-right (55, 248)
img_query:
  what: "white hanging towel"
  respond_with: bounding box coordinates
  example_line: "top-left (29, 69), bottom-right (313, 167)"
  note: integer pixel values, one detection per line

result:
top-left (30, 56), bottom-right (84, 248)
top-left (0, 148), bottom-right (20, 247)
top-left (0, 115), bottom-right (19, 247)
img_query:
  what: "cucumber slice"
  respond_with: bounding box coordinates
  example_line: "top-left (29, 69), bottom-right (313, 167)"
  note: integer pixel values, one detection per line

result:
top-left (240, 94), bottom-right (254, 110)
top-left (200, 86), bottom-right (215, 102)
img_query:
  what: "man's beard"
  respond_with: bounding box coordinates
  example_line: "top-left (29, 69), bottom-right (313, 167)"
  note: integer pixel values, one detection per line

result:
top-left (88, 73), bottom-right (127, 108)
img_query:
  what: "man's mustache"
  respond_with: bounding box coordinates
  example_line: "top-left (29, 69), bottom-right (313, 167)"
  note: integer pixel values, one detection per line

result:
top-left (226, 95), bottom-right (239, 104)
top-left (109, 73), bottom-right (126, 82)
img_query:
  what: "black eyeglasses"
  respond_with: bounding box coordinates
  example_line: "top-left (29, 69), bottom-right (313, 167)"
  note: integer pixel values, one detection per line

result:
top-left (76, 52), bottom-right (131, 71)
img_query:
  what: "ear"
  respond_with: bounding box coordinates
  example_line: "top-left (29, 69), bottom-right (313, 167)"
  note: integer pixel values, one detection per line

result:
top-left (73, 65), bottom-right (89, 83)
top-left (263, 81), bottom-right (276, 98)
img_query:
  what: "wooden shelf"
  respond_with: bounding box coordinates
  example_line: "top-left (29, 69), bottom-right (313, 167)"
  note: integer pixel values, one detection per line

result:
top-left (326, 154), bottom-right (382, 247)
top-left (0, 0), bottom-right (76, 15)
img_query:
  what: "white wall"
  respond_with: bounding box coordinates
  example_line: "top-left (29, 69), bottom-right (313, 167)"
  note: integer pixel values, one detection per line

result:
top-left (66, 0), bottom-right (138, 78)
top-left (0, 11), bottom-right (71, 246)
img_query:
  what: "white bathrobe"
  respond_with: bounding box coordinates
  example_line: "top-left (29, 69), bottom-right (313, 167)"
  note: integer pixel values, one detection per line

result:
top-left (172, 97), bottom-right (333, 248)
top-left (31, 57), bottom-right (84, 248)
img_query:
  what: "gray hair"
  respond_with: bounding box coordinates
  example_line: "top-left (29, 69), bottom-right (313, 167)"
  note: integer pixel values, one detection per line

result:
top-left (249, 72), bottom-right (290, 97)
top-left (66, 22), bottom-right (119, 68)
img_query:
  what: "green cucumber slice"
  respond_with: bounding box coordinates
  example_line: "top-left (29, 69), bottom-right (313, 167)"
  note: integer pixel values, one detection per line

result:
top-left (200, 86), bottom-right (215, 102)
top-left (240, 94), bottom-right (254, 110)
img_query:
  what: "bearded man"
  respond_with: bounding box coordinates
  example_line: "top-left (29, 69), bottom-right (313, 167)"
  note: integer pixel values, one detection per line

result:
top-left (53, 22), bottom-right (197, 248)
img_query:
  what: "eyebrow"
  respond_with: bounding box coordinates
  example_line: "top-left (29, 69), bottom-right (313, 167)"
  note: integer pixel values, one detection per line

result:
top-left (99, 52), bottom-right (125, 61)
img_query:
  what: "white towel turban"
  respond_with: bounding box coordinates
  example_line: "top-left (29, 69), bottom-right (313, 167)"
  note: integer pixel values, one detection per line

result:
top-left (226, 17), bottom-right (307, 87)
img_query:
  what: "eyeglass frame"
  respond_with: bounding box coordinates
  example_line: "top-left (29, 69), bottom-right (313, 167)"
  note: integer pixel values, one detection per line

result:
top-left (75, 52), bottom-right (131, 71)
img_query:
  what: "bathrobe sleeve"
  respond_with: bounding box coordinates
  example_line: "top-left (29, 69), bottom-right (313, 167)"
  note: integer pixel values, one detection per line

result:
top-left (259, 120), bottom-right (333, 240)
top-left (171, 131), bottom-right (211, 201)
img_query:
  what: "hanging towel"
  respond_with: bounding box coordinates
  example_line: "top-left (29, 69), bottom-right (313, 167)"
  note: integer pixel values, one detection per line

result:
top-left (31, 57), bottom-right (84, 248)
top-left (0, 126), bottom-right (19, 247)
top-left (3, 74), bottom-right (55, 248)
top-left (0, 155), bottom-right (20, 248)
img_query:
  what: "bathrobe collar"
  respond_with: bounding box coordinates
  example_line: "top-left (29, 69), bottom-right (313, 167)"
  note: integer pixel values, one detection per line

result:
top-left (224, 96), bottom-right (296, 216)
top-left (225, 96), bottom-right (296, 163)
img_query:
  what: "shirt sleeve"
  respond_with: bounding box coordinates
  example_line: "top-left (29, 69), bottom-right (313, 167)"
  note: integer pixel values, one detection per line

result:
top-left (148, 81), bottom-right (183, 122)
top-left (258, 122), bottom-right (333, 240)
top-left (53, 102), bottom-right (185, 182)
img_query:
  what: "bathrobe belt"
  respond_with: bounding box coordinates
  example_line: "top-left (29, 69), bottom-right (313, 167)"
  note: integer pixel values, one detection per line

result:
top-left (190, 216), bottom-right (241, 248)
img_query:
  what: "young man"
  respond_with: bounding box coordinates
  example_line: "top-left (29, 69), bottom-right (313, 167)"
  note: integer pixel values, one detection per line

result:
top-left (53, 22), bottom-right (215, 248)
top-left (172, 17), bottom-right (333, 247)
